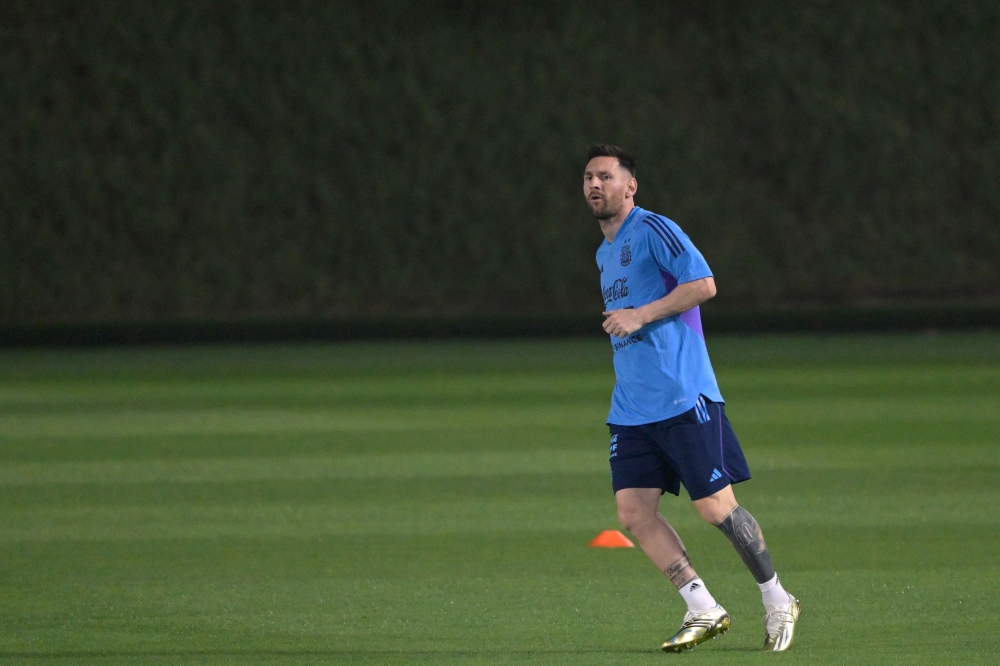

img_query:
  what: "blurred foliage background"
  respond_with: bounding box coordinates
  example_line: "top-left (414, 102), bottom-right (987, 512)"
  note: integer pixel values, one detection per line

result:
top-left (2, 1), bottom-right (998, 326)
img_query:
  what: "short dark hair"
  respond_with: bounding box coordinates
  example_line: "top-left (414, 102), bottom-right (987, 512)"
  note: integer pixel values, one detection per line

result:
top-left (586, 144), bottom-right (636, 176)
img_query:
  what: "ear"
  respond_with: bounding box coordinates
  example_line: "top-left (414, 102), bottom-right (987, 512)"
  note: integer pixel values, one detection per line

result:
top-left (626, 177), bottom-right (638, 199)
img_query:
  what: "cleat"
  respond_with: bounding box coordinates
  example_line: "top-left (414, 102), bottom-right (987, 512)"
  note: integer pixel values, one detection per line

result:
top-left (661, 605), bottom-right (731, 652)
top-left (763, 595), bottom-right (801, 651)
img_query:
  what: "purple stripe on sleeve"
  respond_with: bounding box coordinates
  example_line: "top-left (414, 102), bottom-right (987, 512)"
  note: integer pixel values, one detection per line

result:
top-left (659, 269), bottom-right (706, 339)
top-left (680, 306), bottom-right (704, 338)
top-left (659, 269), bottom-right (678, 292)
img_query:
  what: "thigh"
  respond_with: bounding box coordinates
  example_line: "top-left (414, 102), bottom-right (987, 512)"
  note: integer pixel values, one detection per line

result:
top-left (614, 486), bottom-right (663, 515)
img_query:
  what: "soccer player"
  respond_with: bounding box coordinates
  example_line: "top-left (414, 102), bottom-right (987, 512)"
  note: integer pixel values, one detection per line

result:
top-left (584, 144), bottom-right (801, 652)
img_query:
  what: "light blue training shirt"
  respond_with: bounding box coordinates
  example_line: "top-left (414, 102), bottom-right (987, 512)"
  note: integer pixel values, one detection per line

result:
top-left (596, 206), bottom-right (724, 425)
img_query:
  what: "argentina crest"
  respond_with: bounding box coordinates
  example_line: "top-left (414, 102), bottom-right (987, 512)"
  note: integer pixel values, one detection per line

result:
top-left (620, 242), bottom-right (631, 266)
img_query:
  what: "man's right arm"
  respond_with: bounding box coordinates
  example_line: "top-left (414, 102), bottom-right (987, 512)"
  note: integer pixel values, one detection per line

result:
top-left (603, 277), bottom-right (716, 338)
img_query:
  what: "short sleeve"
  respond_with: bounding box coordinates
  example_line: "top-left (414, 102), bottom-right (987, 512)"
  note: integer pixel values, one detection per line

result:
top-left (639, 214), bottom-right (713, 284)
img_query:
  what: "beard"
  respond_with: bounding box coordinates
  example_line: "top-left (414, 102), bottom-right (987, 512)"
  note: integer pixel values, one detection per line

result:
top-left (589, 197), bottom-right (622, 221)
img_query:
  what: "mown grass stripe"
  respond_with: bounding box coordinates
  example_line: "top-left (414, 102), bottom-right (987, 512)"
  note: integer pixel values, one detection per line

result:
top-left (4, 489), bottom-right (997, 542)
top-left (0, 450), bottom-right (607, 486)
top-left (1, 444), bottom-right (996, 487)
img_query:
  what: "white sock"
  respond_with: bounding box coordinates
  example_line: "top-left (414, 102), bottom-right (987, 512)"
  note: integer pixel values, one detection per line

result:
top-left (678, 577), bottom-right (717, 612)
top-left (759, 574), bottom-right (790, 611)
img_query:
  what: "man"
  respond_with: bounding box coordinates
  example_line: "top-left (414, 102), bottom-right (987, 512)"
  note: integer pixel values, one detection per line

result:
top-left (584, 144), bottom-right (800, 652)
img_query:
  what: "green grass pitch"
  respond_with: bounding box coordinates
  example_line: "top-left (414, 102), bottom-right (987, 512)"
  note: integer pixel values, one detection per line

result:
top-left (1, 333), bottom-right (998, 665)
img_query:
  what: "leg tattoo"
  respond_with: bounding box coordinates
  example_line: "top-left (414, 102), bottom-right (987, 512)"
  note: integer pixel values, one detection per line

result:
top-left (715, 506), bottom-right (775, 584)
top-left (663, 554), bottom-right (696, 589)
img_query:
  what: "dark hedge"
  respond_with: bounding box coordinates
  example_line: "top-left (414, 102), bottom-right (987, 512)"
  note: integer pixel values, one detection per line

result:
top-left (2, 1), bottom-right (998, 324)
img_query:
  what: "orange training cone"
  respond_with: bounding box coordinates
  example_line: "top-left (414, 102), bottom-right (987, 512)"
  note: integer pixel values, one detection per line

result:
top-left (589, 530), bottom-right (635, 548)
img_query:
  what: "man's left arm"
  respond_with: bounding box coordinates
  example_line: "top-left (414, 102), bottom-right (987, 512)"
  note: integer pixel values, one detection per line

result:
top-left (603, 277), bottom-right (716, 338)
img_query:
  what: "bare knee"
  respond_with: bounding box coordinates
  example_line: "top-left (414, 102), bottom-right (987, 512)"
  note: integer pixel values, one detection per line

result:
top-left (615, 488), bottom-right (662, 534)
top-left (693, 485), bottom-right (738, 524)
top-left (617, 503), bottom-right (655, 533)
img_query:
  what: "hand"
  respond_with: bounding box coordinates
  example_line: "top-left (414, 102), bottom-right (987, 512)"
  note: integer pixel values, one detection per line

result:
top-left (602, 308), bottom-right (646, 338)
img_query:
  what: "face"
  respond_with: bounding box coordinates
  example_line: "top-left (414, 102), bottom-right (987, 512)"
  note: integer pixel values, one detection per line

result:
top-left (583, 156), bottom-right (636, 221)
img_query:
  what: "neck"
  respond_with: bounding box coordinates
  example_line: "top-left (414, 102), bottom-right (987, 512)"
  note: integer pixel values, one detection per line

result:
top-left (599, 201), bottom-right (635, 243)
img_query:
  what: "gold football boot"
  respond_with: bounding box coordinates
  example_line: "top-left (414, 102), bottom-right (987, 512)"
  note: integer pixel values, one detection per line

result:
top-left (763, 595), bottom-right (801, 651)
top-left (661, 605), bottom-right (731, 652)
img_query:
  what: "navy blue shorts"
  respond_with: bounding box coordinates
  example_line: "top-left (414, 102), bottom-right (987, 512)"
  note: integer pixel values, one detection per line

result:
top-left (608, 396), bottom-right (751, 501)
